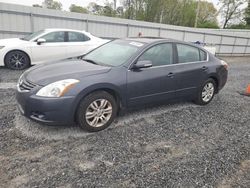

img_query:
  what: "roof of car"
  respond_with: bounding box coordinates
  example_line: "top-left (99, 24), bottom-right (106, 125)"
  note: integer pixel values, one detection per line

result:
top-left (125, 37), bottom-right (178, 44)
top-left (44, 28), bottom-right (87, 33)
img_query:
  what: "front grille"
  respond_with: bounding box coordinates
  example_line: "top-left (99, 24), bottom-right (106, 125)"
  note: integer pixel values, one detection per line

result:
top-left (19, 77), bottom-right (37, 91)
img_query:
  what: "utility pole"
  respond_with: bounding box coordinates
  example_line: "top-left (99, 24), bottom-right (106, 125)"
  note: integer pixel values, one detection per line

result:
top-left (194, 0), bottom-right (201, 28)
top-left (113, 0), bottom-right (117, 10)
top-left (127, 0), bottom-right (131, 19)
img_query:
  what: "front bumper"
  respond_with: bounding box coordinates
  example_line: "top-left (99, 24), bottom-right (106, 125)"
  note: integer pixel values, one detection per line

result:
top-left (16, 89), bottom-right (76, 125)
top-left (0, 49), bottom-right (6, 66)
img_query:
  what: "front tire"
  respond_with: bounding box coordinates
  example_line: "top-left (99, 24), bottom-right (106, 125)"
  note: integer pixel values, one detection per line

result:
top-left (76, 91), bottom-right (118, 132)
top-left (195, 78), bottom-right (216, 105)
top-left (5, 50), bottom-right (30, 70)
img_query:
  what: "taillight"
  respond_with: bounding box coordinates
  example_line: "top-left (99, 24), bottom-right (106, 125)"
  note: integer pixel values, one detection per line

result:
top-left (220, 60), bottom-right (228, 70)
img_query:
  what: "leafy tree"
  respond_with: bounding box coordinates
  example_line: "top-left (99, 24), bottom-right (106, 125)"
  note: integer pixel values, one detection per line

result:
top-left (227, 23), bottom-right (248, 29)
top-left (42, 0), bottom-right (62, 10)
top-left (197, 1), bottom-right (218, 26)
top-left (102, 4), bottom-right (116, 17)
top-left (63, 0), bottom-right (221, 29)
top-left (219, 0), bottom-right (245, 29)
top-left (69, 4), bottom-right (88, 14)
top-left (88, 2), bottom-right (103, 14)
top-left (245, 0), bottom-right (250, 25)
top-left (198, 21), bottom-right (219, 28)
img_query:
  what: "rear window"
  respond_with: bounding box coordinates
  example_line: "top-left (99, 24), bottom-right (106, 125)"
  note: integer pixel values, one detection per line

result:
top-left (68, 32), bottom-right (90, 42)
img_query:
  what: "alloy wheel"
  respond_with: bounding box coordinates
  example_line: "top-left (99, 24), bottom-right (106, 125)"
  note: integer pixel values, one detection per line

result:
top-left (85, 99), bottom-right (113, 127)
top-left (202, 82), bottom-right (215, 102)
top-left (9, 53), bottom-right (26, 69)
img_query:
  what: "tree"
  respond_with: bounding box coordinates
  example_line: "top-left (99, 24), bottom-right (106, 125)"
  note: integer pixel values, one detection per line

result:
top-left (198, 21), bottom-right (219, 28)
top-left (227, 23), bottom-right (248, 29)
top-left (219, 0), bottom-right (245, 29)
top-left (102, 3), bottom-right (116, 17)
top-left (84, 0), bottom-right (219, 28)
top-left (69, 4), bottom-right (88, 14)
top-left (42, 0), bottom-right (62, 10)
top-left (245, 0), bottom-right (250, 25)
top-left (88, 2), bottom-right (103, 14)
top-left (33, 4), bottom-right (42, 8)
top-left (196, 1), bottom-right (219, 28)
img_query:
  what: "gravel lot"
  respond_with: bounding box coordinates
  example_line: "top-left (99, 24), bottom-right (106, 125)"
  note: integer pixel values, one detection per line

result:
top-left (0, 57), bottom-right (249, 187)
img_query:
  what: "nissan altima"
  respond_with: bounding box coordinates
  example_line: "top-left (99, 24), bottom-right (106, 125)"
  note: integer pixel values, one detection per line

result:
top-left (16, 38), bottom-right (228, 132)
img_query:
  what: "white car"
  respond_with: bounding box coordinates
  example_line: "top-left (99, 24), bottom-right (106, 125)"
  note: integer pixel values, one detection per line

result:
top-left (0, 28), bottom-right (109, 70)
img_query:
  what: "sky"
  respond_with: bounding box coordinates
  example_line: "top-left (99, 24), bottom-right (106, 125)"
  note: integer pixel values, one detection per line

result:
top-left (0, 0), bottom-right (220, 11)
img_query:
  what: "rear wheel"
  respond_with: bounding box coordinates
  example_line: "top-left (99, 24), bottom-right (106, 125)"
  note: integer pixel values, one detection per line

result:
top-left (76, 91), bottom-right (118, 132)
top-left (195, 78), bottom-right (216, 105)
top-left (5, 50), bottom-right (30, 70)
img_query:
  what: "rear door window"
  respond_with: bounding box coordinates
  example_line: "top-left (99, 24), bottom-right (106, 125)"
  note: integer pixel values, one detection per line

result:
top-left (68, 32), bottom-right (90, 42)
top-left (176, 44), bottom-right (200, 63)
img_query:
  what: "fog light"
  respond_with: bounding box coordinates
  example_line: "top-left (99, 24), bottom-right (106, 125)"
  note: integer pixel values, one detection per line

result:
top-left (32, 112), bottom-right (45, 120)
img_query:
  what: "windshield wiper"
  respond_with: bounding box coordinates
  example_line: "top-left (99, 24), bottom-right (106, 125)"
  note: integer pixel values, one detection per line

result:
top-left (81, 58), bottom-right (113, 67)
top-left (82, 58), bottom-right (99, 65)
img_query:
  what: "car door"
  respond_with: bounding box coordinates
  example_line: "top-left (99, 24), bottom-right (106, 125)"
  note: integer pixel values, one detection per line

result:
top-left (30, 31), bottom-right (68, 63)
top-left (174, 43), bottom-right (209, 97)
top-left (66, 31), bottom-right (94, 58)
top-left (127, 43), bottom-right (177, 106)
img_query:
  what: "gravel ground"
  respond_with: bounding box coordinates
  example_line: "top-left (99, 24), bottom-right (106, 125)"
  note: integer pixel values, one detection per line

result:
top-left (0, 57), bottom-right (249, 187)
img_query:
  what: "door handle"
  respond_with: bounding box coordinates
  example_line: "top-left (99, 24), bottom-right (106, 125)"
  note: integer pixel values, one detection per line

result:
top-left (167, 72), bottom-right (174, 78)
top-left (202, 66), bottom-right (208, 71)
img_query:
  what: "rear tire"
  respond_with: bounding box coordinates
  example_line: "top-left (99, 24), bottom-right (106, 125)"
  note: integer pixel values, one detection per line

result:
top-left (76, 91), bottom-right (118, 132)
top-left (195, 78), bottom-right (216, 105)
top-left (5, 50), bottom-right (30, 70)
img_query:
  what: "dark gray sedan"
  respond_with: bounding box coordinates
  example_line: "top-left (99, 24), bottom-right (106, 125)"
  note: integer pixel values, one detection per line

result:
top-left (16, 38), bottom-right (228, 132)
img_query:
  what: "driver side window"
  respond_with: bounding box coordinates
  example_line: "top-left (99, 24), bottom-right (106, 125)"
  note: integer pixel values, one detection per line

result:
top-left (41, 32), bottom-right (65, 43)
top-left (138, 43), bottom-right (173, 66)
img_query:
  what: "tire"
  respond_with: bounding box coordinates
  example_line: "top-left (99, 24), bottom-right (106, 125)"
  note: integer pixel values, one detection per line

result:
top-left (4, 50), bottom-right (30, 70)
top-left (195, 78), bottom-right (216, 105)
top-left (76, 91), bottom-right (118, 132)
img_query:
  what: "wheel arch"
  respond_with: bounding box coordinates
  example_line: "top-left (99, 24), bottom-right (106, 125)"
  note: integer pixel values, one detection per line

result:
top-left (4, 49), bottom-right (31, 67)
top-left (72, 84), bottom-right (124, 122)
top-left (207, 75), bottom-right (219, 93)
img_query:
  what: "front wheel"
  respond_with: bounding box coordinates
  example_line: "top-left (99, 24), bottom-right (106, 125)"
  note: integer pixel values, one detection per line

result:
top-left (76, 91), bottom-right (118, 132)
top-left (195, 79), bottom-right (216, 105)
top-left (4, 50), bottom-right (30, 70)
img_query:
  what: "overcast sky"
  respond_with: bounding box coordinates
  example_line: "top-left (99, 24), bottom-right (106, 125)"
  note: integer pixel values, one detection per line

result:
top-left (0, 0), bottom-right (220, 10)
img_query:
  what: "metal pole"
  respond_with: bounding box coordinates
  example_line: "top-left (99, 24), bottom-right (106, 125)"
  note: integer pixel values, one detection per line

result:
top-left (127, 24), bottom-right (130, 37)
top-left (30, 13), bottom-right (34, 32)
top-left (194, 0), bottom-right (201, 28)
top-left (86, 19), bottom-right (89, 32)
top-left (158, 27), bottom-right (161, 37)
top-left (244, 38), bottom-right (250, 55)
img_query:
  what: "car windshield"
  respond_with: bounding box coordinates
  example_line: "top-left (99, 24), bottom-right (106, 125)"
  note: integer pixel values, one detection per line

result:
top-left (21, 30), bottom-right (46, 41)
top-left (83, 40), bottom-right (144, 66)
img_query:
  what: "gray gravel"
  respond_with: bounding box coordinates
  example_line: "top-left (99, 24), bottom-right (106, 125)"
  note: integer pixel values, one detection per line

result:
top-left (0, 57), bottom-right (250, 188)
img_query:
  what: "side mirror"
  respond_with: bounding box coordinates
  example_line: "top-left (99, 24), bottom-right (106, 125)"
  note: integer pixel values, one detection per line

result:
top-left (132, 60), bottom-right (152, 69)
top-left (37, 38), bottom-right (46, 45)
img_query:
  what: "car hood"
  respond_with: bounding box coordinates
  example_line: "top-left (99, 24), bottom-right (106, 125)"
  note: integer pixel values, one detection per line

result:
top-left (24, 59), bottom-right (111, 86)
top-left (0, 38), bottom-right (29, 46)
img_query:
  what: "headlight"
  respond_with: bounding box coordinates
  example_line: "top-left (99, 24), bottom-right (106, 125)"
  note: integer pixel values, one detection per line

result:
top-left (36, 79), bottom-right (79, 97)
top-left (0, 46), bottom-right (5, 49)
